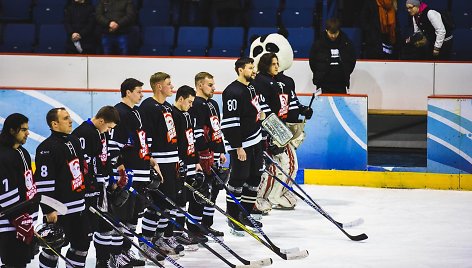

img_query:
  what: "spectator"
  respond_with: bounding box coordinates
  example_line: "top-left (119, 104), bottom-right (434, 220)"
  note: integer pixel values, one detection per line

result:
top-left (361, 0), bottom-right (400, 59)
top-left (95, 0), bottom-right (136, 55)
top-left (403, 0), bottom-right (453, 60)
top-left (64, 0), bottom-right (97, 54)
top-left (309, 18), bottom-right (356, 94)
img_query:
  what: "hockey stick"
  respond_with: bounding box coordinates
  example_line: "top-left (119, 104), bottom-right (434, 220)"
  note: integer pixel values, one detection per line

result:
top-left (263, 169), bottom-right (368, 241)
top-left (128, 187), bottom-right (262, 268)
top-left (35, 230), bottom-right (76, 267)
top-left (99, 210), bottom-right (183, 268)
top-left (0, 195), bottom-right (67, 218)
top-left (211, 168), bottom-right (309, 260)
top-left (263, 152), bottom-right (364, 228)
top-left (88, 206), bottom-right (165, 267)
top-left (185, 182), bottom-right (297, 258)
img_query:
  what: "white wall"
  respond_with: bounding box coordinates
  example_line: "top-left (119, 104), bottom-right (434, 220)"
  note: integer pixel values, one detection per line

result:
top-left (1, 55), bottom-right (471, 111)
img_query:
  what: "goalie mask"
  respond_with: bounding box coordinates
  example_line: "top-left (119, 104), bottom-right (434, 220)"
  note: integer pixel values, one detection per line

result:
top-left (35, 223), bottom-right (66, 248)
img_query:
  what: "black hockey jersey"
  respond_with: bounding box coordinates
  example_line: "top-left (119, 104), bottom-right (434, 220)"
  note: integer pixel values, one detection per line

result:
top-left (189, 96), bottom-right (226, 159)
top-left (139, 98), bottom-right (179, 164)
top-left (35, 131), bottom-right (86, 215)
top-left (108, 102), bottom-right (150, 183)
top-left (254, 72), bottom-right (289, 122)
top-left (172, 106), bottom-right (199, 178)
top-left (276, 72), bottom-right (302, 123)
top-left (0, 144), bottom-right (38, 233)
top-left (72, 120), bottom-right (110, 186)
top-left (221, 80), bottom-right (262, 151)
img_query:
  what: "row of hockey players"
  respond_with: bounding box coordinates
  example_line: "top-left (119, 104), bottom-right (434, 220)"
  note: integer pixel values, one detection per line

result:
top-left (0, 53), bottom-right (313, 268)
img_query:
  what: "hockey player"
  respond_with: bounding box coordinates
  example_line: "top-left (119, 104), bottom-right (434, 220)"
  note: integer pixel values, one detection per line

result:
top-left (34, 108), bottom-right (90, 268)
top-left (187, 72), bottom-right (226, 238)
top-left (106, 78), bottom-right (156, 267)
top-left (70, 106), bottom-right (120, 267)
top-left (221, 57), bottom-right (264, 234)
top-left (171, 85), bottom-right (205, 246)
top-left (139, 72), bottom-right (184, 256)
top-left (0, 113), bottom-right (38, 268)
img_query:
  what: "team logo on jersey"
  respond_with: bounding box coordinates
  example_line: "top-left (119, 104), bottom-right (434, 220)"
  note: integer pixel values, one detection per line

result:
top-left (210, 116), bottom-right (223, 142)
top-left (24, 169), bottom-right (37, 200)
top-left (278, 93), bottom-right (289, 119)
top-left (250, 95), bottom-right (262, 122)
top-left (99, 138), bottom-right (108, 165)
top-left (68, 158), bottom-right (84, 191)
top-left (185, 129), bottom-right (195, 155)
top-left (164, 112), bottom-right (177, 143)
top-left (137, 130), bottom-right (150, 160)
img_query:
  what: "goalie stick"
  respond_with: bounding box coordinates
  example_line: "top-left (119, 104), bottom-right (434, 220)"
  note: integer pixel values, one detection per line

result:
top-left (264, 169), bottom-right (368, 241)
top-left (211, 168), bottom-right (309, 260)
top-left (0, 195), bottom-right (67, 218)
top-left (263, 152), bottom-right (364, 229)
top-left (88, 206), bottom-right (166, 267)
top-left (128, 187), bottom-right (264, 268)
top-left (98, 209), bottom-right (183, 268)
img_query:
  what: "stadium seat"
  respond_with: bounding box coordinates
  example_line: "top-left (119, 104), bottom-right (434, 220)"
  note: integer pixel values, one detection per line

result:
top-left (0, 0), bottom-right (32, 22)
top-left (247, 0), bottom-right (280, 27)
top-left (142, 0), bottom-right (170, 9)
top-left (281, 9), bottom-right (314, 28)
top-left (139, 26), bottom-right (174, 56)
top-left (35, 24), bottom-right (66, 54)
top-left (451, 1), bottom-right (472, 28)
top-left (208, 27), bottom-right (244, 57)
top-left (423, 0), bottom-right (448, 12)
top-left (33, 5), bottom-right (65, 25)
top-left (286, 27), bottom-right (315, 58)
top-left (451, 28), bottom-right (472, 60)
top-left (173, 26), bottom-right (209, 56)
top-left (250, 0), bottom-right (280, 10)
top-left (342, 27), bottom-right (362, 58)
top-left (138, 7), bottom-right (171, 26)
top-left (0, 23), bottom-right (35, 52)
top-left (283, 0), bottom-right (316, 9)
top-left (35, 0), bottom-right (67, 7)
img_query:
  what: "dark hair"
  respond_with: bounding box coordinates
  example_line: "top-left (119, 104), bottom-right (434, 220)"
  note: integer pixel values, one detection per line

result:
top-left (175, 85), bottom-right (196, 101)
top-left (326, 18), bottom-right (341, 33)
top-left (234, 57), bottom-right (254, 75)
top-left (120, 78), bottom-right (144, 98)
top-left (46, 107), bottom-right (66, 128)
top-left (95, 105), bottom-right (120, 124)
top-left (258, 53), bottom-right (278, 74)
top-left (0, 113), bottom-right (29, 147)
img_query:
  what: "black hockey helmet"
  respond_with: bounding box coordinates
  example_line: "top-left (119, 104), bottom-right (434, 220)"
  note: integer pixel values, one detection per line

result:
top-left (109, 187), bottom-right (130, 207)
top-left (35, 223), bottom-right (66, 248)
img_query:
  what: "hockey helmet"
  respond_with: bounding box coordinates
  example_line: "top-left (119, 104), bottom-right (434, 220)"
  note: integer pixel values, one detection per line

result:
top-left (109, 187), bottom-right (130, 207)
top-left (35, 223), bottom-right (66, 248)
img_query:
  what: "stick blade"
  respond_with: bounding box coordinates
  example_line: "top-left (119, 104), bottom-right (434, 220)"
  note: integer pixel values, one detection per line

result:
top-left (250, 258), bottom-right (273, 266)
top-left (339, 218), bottom-right (364, 228)
top-left (40, 195), bottom-right (67, 215)
top-left (350, 233), bottom-right (368, 241)
top-left (280, 247), bottom-right (299, 254)
top-left (284, 249), bottom-right (309, 260)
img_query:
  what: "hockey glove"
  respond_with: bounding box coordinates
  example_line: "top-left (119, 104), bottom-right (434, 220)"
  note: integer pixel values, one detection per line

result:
top-left (299, 105), bottom-right (313, 120)
top-left (199, 149), bottom-right (214, 175)
top-left (213, 166), bottom-right (230, 191)
top-left (117, 169), bottom-right (128, 188)
top-left (178, 160), bottom-right (188, 180)
top-left (10, 213), bottom-right (34, 244)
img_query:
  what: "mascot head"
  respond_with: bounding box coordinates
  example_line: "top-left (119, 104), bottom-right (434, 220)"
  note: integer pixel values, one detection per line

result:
top-left (249, 29), bottom-right (294, 72)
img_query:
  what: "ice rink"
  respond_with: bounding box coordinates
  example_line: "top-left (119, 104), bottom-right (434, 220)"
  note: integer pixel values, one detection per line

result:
top-left (27, 185), bottom-right (472, 268)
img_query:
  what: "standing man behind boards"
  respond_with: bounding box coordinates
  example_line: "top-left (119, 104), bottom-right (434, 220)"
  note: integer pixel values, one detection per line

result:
top-left (95, 0), bottom-right (136, 55)
top-left (221, 57), bottom-right (264, 235)
top-left (188, 72), bottom-right (226, 238)
top-left (0, 113), bottom-right (38, 268)
top-left (309, 18), bottom-right (356, 94)
top-left (35, 108), bottom-right (90, 268)
top-left (139, 72), bottom-right (184, 256)
top-left (70, 106), bottom-right (120, 267)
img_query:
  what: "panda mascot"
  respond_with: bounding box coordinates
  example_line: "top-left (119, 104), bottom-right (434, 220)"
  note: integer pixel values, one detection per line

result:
top-left (249, 31), bottom-right (313, 213)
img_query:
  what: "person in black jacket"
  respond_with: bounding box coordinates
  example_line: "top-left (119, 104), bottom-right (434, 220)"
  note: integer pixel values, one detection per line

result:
top-left (64, 0), bottom-right (96, 54)
top-left (221, 57), bottom-right (264, 235)
top-left (71, 106), bottom-right (120, 267)
top-left (35, 108), bottom-right (90, 268)
top-left (0, 113), bottom-right (38, 268)
top-left (309, 18), bottom-right (356, 94)
top-left (95, 0), bottom-right (136, 55)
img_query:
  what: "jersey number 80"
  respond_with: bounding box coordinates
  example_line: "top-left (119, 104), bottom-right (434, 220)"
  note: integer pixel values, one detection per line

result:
top-left (227, 99), bottom-right (237, 111)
